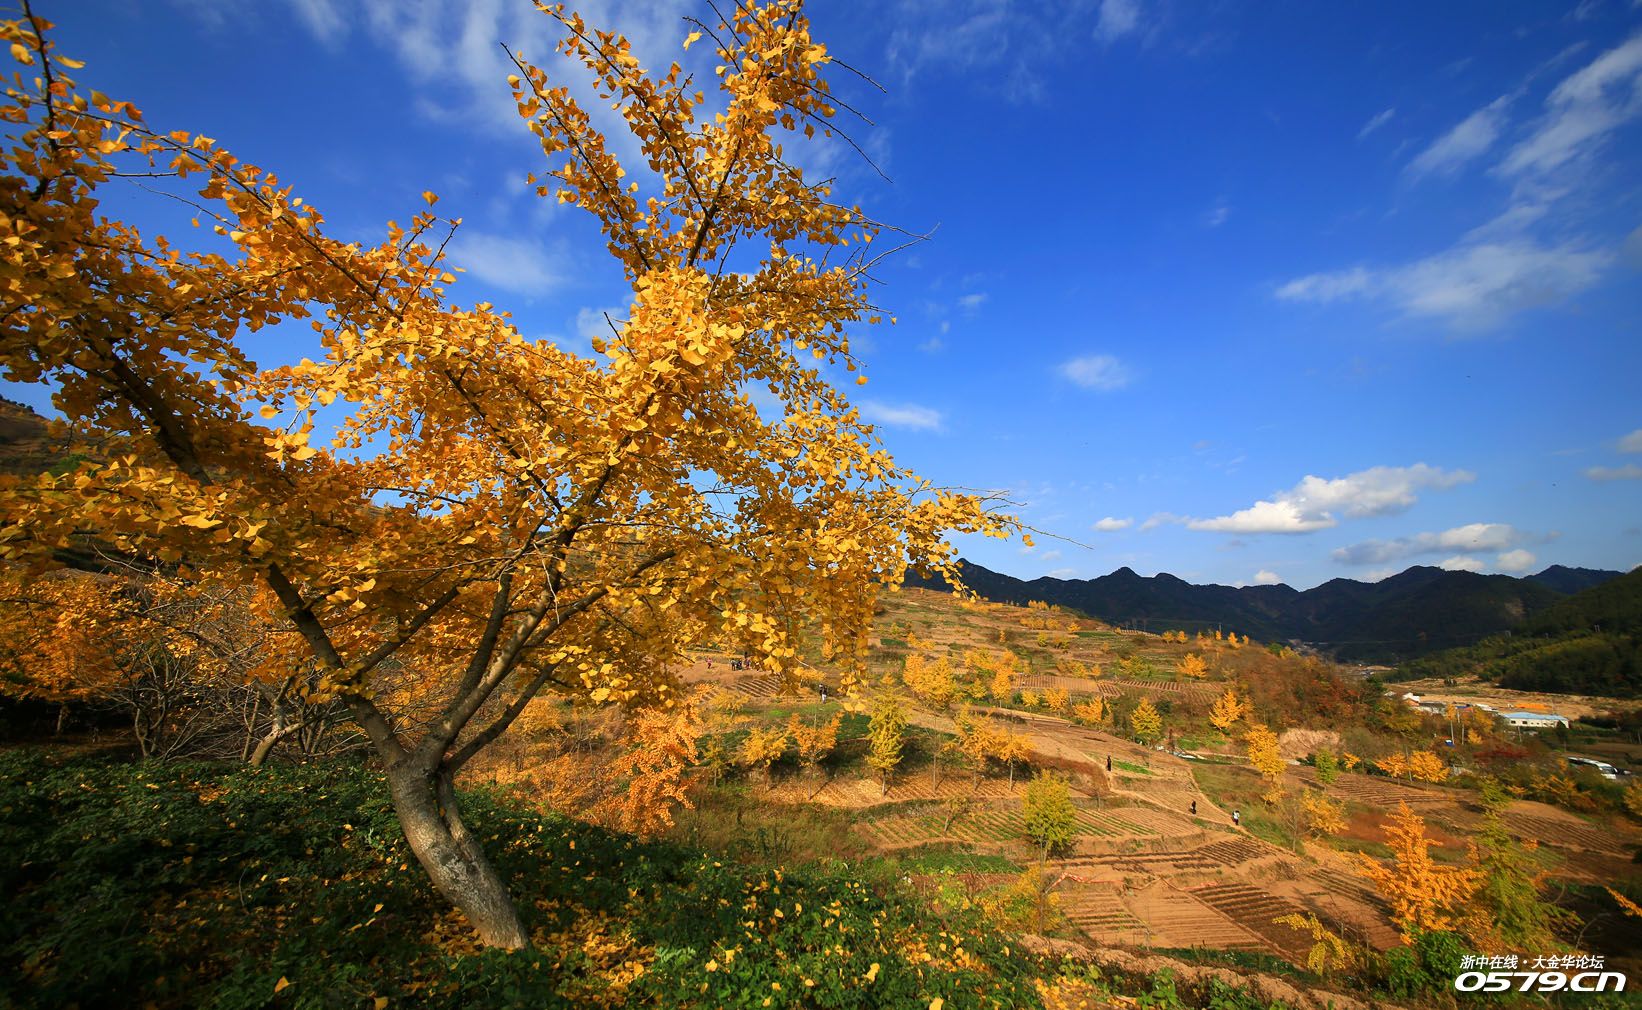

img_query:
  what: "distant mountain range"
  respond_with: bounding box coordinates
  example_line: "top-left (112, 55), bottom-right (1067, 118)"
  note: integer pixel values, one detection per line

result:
top-left (906, 559), bottom-right (1626, 663)
top-left (1395, 566), bottom-right (1642, 697)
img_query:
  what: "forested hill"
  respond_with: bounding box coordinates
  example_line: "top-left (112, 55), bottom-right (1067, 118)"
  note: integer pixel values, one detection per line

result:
top-left (1394, 566), bottom-right (1642, 697)
top-left (906, 559), bottom-right (1624, 664)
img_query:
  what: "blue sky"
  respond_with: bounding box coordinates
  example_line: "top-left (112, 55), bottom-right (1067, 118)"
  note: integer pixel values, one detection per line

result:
top-left (10, 0), bottom-right (1642, 590)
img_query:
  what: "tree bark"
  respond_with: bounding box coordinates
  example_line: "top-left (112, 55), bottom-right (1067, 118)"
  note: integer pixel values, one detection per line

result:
top-left (387, 764), bottom-right (529, 949)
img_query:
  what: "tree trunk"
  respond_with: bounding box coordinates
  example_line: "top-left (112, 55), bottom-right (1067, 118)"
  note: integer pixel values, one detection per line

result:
top-left (387, 764), bottom-right (529, 949)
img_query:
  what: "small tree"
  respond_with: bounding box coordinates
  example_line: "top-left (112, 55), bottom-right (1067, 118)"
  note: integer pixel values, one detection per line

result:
top-left (788, 711), bottom-right (842, 775)
top-left (866, 690), bottom-right (908, 794)
top-left (903, 653), bottom-right (957, 711)
top-left (1357, 802), bottom-right (1481, 942)
top-left (1245, 723), bottom-right (1285, 803)
top-left (1043, 686), bottom-right (1070, 715)
top-left (1301, 789), bottom-right (1346, 838)
top-left (1469, 782), bottom-right (1575, 950)
top-left (1072, 696), bottom-right (1107, 726)
top-left (1208, 687), bottom-right (1246, 733)
top-left (736, 724), bottom-right (790, 782)
top-left (1273, 913), bottom-right (1355, 976)
top-left (1129, 697), bottom-right (1163, 745)
top-left (1313, 747), bottom-right (1339, 786)
top-left (1023, 770), bottom-right (1078, 862)
top-left (1178, 653), bottom-right (1208, 679)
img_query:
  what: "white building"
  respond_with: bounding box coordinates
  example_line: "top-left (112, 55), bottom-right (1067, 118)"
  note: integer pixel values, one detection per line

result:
top-left (1501, 711), bottom-right (1569, 730)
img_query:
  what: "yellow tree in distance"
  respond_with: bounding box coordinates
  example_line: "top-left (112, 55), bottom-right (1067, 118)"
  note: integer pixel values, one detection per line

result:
top-left (0, 2), bottom-right (1011, 948)
top-left (1208, 686), bottom-right (1247, 733)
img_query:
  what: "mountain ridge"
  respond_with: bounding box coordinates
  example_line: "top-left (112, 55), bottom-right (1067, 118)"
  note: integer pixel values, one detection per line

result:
top-left (907, 558), bottom-right (1627, 663)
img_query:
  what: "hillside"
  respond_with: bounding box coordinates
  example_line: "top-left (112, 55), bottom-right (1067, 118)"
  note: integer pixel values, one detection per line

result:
top-left (908, 559), bottom-right (1618, 664)
top-left (1394, 566), bottom-right (1642, 697)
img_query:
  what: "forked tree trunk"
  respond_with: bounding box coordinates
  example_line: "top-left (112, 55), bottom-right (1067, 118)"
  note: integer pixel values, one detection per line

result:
top-left (387, 764), bottom-right (529, 949)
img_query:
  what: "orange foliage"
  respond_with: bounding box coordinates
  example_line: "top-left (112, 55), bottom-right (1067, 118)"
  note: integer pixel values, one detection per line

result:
top-left (1356, 803), bottom-right (1481, 942)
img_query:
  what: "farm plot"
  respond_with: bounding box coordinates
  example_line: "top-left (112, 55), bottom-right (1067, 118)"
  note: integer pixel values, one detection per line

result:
top-left (1058, 885), bottom-right (1151, 945)
top-left (858, 803), bottom-right (1157, 850)
top-left (782, 775), bottom-right (1023, 808)
top-left (1189, 882), bottom-right (1315, 960)
top-left (1103, 677), bottom-right (1218, 701)
top-left (1307, 771), bottom-right (1454, 812)
top-left (1509, 813), bottom-right (1629, 855)
top-left (729, 673), bottom-right (795, 699)
top-left (1121, 881), bottom-right (1275, 954)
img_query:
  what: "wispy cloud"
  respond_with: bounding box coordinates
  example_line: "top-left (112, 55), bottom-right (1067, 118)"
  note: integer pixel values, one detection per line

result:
top-left (1186, 464), bottom-right (1474, 534)
top-left (1356, 106), bottom-right (1396, 141)
top-left (1586, 463), bottom-right (1642, 480)
top-left (1093, 516), bottom-right (1133, 532)
top-left (957, 293), bottom-right (988, 311)
top-left (1058, 354), bottom-right (1133, 391)
top-left (289, 0), bottom-right (344, 43)
top-left (1095, 0), bottom-right (1141, 42)
top-left (1499, 34), bottom-right (1642, 181)
top-left (1203, 202), bottom-right (1231, 228)
top-left (859, 400), bottom-right (944, 431)
top-left (1619, 428), bottom-right (1642, 453)
top-left (1276, 239), bottom-right (1609, 330)
top-left (1407, 95), bottom-right (1512, 179)
top-left (446, 230), bottom-right (567, 296)
top-left (575, 306), bottom-right (625, 343)
top-left (1332, 522), bottom-right (1533, 564)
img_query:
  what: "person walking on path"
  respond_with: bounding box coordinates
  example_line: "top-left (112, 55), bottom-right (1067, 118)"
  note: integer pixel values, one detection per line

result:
top-left (1106, 755), bottom-right (1112, 772)
top-left (1232, 809), bottom-right (1241, 828)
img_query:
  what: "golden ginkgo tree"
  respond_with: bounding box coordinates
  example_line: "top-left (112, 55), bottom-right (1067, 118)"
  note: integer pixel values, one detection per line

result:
top-left (0, 1), bottom-right (1009, 948)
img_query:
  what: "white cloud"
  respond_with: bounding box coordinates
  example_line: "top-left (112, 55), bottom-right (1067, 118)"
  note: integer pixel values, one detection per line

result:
top-left (1618, 428), bottom-right (1642, 453)
top-left (1500, 34), bottom-right (1642, 181)
top-left (1586, 463), bottom-right (1642, 480)
top-left (290, 0), bottom-right (344, 43)
top-left (918, 336), bottom-right (945, 353)
top-left (859, 401), bottom-right (944, 431)
top-left (1059, 354), bottom-right (1133, 391)
top-left (446, 230), bottom-right (566, 295)
top-left (1276, 240), bottom-right (1609, 330)
top-left (1407, 96), bottom-right (1512, 179)
top-left (1275, 268), bottom-right (1372, 302)
top-left (1140, 511), bottom-right (1182, 531)
top-left (1332, 522), bottom-right (1530, 565)
top-left (1188, 464), bottom-right (1474, 535)
top-left (1094, 0), bottom-right (1141, 42)
top-left (1253, 569), bottom-right (1282, 585)
top-left (1046, 567), bottom-right (1079, 579)
top-left (1094, 516), bottom-right (1133, 532)
top-left (1189, 500), bottom-right (1334, 535)
top-left (1204, 202), bottom-right (1231, 228)
top-left (957, 293), bottom-right (988, 311)
top-left (1438, 555), bottom-right (1487, 573)
top-left (575, 306), bottom-right (625, 343)
top-left (1497, 549), bottom-right (1538, 573)
top-left (1356, 106), bottom-right (1396, 141)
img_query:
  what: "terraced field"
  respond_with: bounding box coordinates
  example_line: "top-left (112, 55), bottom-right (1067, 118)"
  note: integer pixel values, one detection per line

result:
top-left (1190, 882), bottom-right (1315, 959)
top-left (1059, 885), bottom-right (1151, 945)
top-left (858, 802), bottom-right (1156, 849)
top-left (1509, 813), bottom-right (1628, 855)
